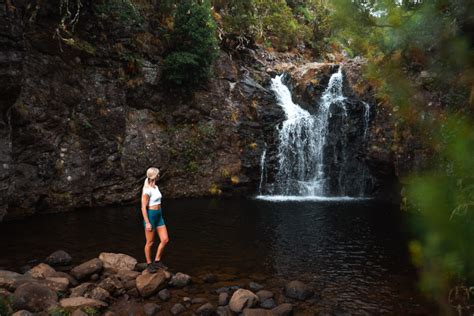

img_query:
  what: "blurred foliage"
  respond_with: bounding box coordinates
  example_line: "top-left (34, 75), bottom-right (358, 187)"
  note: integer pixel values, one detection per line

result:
top-left (163, 0), bottom-right (219, 87)
top-left (331, 0), bottom-right (474, 311)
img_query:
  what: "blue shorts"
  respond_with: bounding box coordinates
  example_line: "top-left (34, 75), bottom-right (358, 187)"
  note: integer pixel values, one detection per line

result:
top-left (144, 208), bottom-right (165, 229)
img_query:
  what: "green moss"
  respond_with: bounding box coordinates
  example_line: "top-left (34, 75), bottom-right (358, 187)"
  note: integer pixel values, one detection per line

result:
top-left (82, 306), bottom-right (100, 316)
top-left (48, 307), bottom-right (71, 316)
top-left (0, 296), bottom-right (12, 316)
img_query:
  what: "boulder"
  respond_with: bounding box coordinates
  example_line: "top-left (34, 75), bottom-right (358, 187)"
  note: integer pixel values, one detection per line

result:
top-left (44, 277), bottom-right (69, 292)
top-left (99, 253), bottom-right (137, 271)
top-left (272, 303), bottom-right (293, 316)
top-left (12, 283), bottom-right (58, 312)
top-left (0, 270), bottom-right (22, 289)
top-left (214, 285), bottom-right (240, 294)
top-left (136, 270), bottom-right (166, 297)
top-left (24, 264), bottom-right (56, 279)
top-left (170, 303), bottom-right (186, 315)
top-left (51, 271), bottom-right (78, 287)
top-left (117, 269), bottom-right (140, 282)
top-left (218, 292), bottom-right (229, 306)
top-left (158, 288), bottom-right (171, 301)
top-left (284, 281), bottom-right (313, 300)
top-left (256, 290), bottom-right (274, 301)
top-left (169, 272), bottom-right (191, 288)
top-left (144, 302), bottom-right (161, 316)
top-left (70, 259), bottom-right (103, 280)
top-left (45, 250), bottom-right (73, 267)
top-left (249, 282), bottom-right (264, 292)
top-left (196, 303), bottom-right (215, 316)
top-left (70, 283), bottom-right (95, 297)
top-left (135, 263), bottom-right (147, 272)
top-left (242, 308), bottom-right (273, 316)
top-left (98, 275), bottom-right (123, 296)
top-left (260, 298), bottom-right (277, 309)
top-left (229, 289), bottom-right (259, 313)
top-left (87, 287), bottom-right (111, 302)
top-left (59, 297), bottom-right (108, 309)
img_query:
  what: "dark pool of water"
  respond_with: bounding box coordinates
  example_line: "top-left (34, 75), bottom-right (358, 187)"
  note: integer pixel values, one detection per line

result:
top-left (0, 198), bottom-right (431, 314)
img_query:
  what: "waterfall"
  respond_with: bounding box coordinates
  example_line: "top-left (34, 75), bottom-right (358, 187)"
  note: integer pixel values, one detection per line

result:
top-left (258, 66), bottom-right (372, 200)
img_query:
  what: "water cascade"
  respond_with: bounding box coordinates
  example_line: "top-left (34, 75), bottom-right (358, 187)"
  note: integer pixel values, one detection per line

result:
top-left (258, 66), bottom-right (372, 199)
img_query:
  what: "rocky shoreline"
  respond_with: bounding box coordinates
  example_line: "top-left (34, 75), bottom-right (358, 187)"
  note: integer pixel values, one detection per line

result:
top-left (0, 251), bottom-right (317, 316)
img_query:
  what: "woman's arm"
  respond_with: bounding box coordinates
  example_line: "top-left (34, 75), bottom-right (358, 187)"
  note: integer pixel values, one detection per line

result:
top-left (141, 193), bottom-right (152, 231)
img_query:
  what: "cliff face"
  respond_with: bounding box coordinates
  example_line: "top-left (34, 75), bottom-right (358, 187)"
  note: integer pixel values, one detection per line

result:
top-left (0, 1), bottom-right (284, 220)
top-left (0, 1), bottom-right (422, 221)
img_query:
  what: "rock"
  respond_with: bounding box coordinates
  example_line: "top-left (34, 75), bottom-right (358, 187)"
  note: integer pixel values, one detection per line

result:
top-left (11, 311), bottom-right (34, 316)
top-left (123, 279), bottom-right (136, 290)
top-left (0, 288), bottom-right (11, 298)
top-left (117, 269), bottom-right (140, 282)
top-left (71, 310), bottom-right (88, 316)
top-left (158, 288), bottom-right (171, 301)
top-left (216, 306), bottom-right (233, 316)
top-left (70, 258), bottom-right (103, 280)
top-left (214, 285), bottom-right (240, 294)
top-left (135, 263), bottom-right (147, 272)
top-left (136, 270), bottom-right (166, 297)
top-left (249, 282), bottom-right (264, 292)
top-left (90, 274), bottom-right (99, 281)
top-left (260, 298), bottom-right (277, 309)
top-left (0, 270), bottom-right (22, 289)
top-left (169, 272), bottom-right (191, 288)
top-left (59, 297), bottom-right (108, 309)
top-left (229, 289), bottom-right (259, 313)
top-left (104, 312), bottom-right (116, 316)
top-left (242, 308), bottom-right (273, 316)
top-left (44, 277), bottom-right (69, 292)
top-left (88, 287), bottom-right (111, 301)
top-left (12, 283), bottom-right (58, 312)
top-left (183, 296), bottom-right (191, 304)
top-left (218, 292), bottom-right (229, 306)
top-left (144, 302), bottom-right (161, 316)
top-left (202, 273), bottom-right (217, 283)
top-left (25, 263), bottom-right (56, 279)
top-left (170, 303), bottom-right (186, 315)
top-left (98, 275), bottom-right (123, 296)
top-left (45, 250), bottom-right (72, 267)
top-left (256, 290), bottom-right (274, 301)
top-left (284, 281), bottom-right (313, 300)
top-left (99, 253), bottom-right (137, 271)
top-left (272, 303), bottom-right (293, 316)
top-left (70, 283), bottom-right (96, 297)
top-left (126, 287), bottom-right (140, 298)
top-left (51, 271), bottom-right (78, 287)
top-left (196, 303), bottom-right (215, 316)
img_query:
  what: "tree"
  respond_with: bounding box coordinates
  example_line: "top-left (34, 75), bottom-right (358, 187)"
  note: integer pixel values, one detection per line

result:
top-left (163, 0), bottom-right (219, 87)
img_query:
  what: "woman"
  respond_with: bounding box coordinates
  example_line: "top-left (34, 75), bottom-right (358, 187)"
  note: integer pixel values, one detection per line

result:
top-left (141, 167), bottom-right (169, 273)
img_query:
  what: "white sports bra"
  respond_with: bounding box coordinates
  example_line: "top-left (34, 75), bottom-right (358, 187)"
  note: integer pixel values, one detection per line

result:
top-left (143, 185), bottom-right (162, 207)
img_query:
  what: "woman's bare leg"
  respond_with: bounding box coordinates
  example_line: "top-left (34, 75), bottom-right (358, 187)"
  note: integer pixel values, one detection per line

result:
top-left (144, 229), bottom-right (156, 264)
top-left (155, 225), bottom-right (169, 261)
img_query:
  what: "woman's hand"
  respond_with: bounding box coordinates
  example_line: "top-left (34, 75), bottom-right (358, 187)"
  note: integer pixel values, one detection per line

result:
top-left (145, 222), bottom-right (152, 232)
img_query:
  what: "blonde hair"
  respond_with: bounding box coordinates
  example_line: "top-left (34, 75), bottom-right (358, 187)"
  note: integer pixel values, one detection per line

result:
top-left (143, 167), bottom-right (160, 192)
